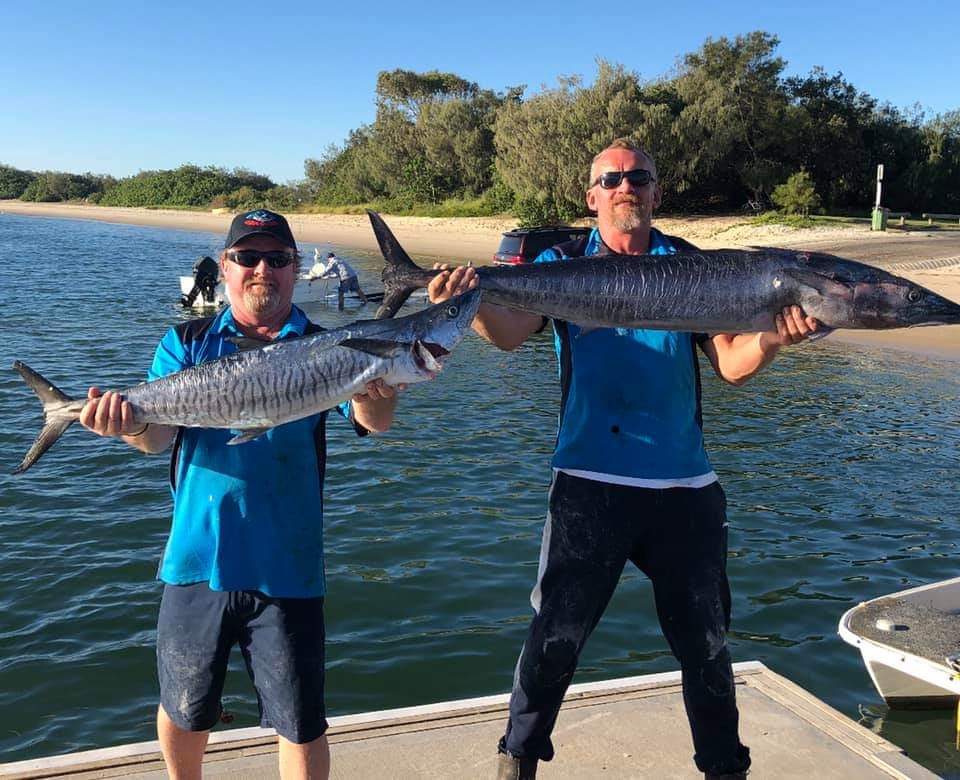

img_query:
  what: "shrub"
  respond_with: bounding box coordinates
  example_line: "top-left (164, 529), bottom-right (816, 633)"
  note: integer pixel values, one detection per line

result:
top-left (771, 170), bottom-right (821, 216)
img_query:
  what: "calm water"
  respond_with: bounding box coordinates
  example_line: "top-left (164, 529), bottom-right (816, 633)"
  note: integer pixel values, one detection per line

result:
top-left (0, 213), bottom-right (958, 775)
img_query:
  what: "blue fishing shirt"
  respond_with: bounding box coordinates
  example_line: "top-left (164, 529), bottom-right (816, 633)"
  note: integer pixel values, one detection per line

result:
top-left (536, 228), bottom-right (716, 487)
top-left (148, 305), bottom-right (359, 597)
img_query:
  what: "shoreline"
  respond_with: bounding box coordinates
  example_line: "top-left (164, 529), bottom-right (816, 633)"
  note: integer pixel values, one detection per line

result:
top-left (3, 200), bottom-right (958, 360)
top-left (0, 200), bottom-right (512, 264)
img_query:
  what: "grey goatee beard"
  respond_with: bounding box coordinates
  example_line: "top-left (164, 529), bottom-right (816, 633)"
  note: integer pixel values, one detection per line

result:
top-left (611, 204), bottom-right (645, 233)
top-left (243, 286), bottom-right (282, 315)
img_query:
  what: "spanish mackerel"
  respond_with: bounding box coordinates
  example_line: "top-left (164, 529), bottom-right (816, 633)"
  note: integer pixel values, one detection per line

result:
top-left (369, 211), bottom-right (960, 332)
top-left (12, 289), bottom-right (481, 474)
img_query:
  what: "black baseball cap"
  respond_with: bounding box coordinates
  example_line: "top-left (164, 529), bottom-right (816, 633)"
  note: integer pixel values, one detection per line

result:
top-left (224, 209), bottom-right (297, 250)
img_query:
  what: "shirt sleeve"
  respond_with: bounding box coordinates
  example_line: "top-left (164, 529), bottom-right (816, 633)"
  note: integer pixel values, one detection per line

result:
top-left (533, 247), bottom-right (562, 264)
top-left (148, 328), bottom-right (190, 381)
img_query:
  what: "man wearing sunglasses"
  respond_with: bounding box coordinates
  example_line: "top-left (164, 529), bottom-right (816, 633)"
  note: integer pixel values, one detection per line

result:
top-left (428, 140), bottom-right (817, 779)
top-left (79, 209), bottom-right (401, 780)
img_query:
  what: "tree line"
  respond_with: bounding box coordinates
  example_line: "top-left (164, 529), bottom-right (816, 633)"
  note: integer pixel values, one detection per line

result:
top-left (0, 164), bottom-right (301, 211)
top-left (3, 32), bottom-right (957, 224)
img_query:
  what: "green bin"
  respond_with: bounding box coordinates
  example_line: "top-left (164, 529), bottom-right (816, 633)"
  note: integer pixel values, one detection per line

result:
top-left (871, 207), bottom-right (889, 231)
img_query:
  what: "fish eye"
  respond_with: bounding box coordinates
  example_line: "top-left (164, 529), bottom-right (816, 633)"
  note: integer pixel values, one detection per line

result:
top-left (446, 305), bottom-right (459, 318)
top-left (907, 288), bottom-right (923, 303)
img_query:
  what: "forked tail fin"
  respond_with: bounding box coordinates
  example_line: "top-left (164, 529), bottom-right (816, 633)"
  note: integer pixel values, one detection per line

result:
top-left (12, 361), bottom-right (83, 474)
top-left (367, 210), bottom-right (435, 319)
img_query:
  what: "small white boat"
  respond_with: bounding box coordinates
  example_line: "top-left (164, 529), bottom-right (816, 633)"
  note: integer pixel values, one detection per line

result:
top-left (838, 577), bottom-right (960, 708)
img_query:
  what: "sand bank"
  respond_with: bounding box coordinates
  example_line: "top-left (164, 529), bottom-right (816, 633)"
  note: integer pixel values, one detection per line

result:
top-left (3, 200), bottom-right (958, 360)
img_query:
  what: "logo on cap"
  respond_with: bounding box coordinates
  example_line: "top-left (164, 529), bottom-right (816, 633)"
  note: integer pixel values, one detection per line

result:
top-left (243, 210), bottom-right (279, 227)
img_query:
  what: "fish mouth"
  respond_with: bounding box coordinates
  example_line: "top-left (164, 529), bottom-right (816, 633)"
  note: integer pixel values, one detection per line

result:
top-left (422, 342), bottom-right (449, 359)
top-left (412, 340), bottom-right (442, 373)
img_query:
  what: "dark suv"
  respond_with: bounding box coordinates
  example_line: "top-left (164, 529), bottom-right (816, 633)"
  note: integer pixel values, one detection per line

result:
top-left (493, 226), bottom-right (592, 265)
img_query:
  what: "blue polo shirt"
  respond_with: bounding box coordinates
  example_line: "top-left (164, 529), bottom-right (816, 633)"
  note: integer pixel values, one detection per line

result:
top-left (148, 305), bottom-right (357, 598)
top-left (536, 228), bottom-right (715, 487)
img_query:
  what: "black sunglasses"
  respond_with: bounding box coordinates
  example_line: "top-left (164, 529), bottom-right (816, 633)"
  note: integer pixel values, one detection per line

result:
top-left (226, 250), bottom-right (296, 269)
top-left (591, 168), bottom-right (656, 189)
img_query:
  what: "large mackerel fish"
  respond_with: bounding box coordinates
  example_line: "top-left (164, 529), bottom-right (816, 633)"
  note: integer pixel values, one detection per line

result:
top-left (369, 211), bottom-right (960, 332)
top-left (12, 289), bottom-right (481, 474)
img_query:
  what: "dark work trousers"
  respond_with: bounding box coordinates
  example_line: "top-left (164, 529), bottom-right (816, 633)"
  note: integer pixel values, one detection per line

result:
top-left (500, 471), bottom-right (751, 775)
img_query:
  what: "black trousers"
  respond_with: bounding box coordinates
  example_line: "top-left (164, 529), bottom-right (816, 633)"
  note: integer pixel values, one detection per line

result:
top-left (500, 471), bottom-right (751, 775)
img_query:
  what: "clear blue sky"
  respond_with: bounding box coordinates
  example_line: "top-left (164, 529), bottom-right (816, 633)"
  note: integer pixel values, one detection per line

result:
top-left (2, 0), bottom-right (955, 184)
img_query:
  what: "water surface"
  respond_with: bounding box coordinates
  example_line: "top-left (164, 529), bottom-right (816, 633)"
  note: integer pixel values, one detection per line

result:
top-left (0, 214), bottom-right (957, 775)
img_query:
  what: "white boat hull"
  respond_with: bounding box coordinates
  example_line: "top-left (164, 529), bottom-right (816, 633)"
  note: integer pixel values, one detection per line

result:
top-left (838, 576), bottom-right (960, 708)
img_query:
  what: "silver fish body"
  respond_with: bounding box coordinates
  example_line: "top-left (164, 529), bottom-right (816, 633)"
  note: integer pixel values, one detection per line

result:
top-left (12, 289), bottom-right (481, 474)
top-left (369, 211), bottom-right (960, 332)
top-left (124, 338), bottom-right (436, 430)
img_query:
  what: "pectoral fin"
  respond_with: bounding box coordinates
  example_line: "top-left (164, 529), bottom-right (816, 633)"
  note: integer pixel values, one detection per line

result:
top-left (226, 336), bottom-right (271, 351)
top-left (807, 326), bottom-right (835, 341)
top-left (782, 268), bottom-right (853, 298)
top-left (573, 326), bottom-right (600, 338)
top-left (340, 338), bottom-right (408, 358)
top-left (227, 427), bottom-right (271, 445)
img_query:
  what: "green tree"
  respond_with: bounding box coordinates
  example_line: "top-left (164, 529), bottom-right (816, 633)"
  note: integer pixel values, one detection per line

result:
top-left (784, 68), bottom-right (878, 209)
top-left (0, 165), bottom-right (36, 199)
top-left (771, 170), bottom-right (820, 215)
top-left (494, 61), bottom-right (647, 222)
top-left (375, 69), bottom-right (479, 120)
top-left (672, 32), bottom-right (790, 204)
top-left (19, 171), bottom-right (109, 202)
top-left (99, 165), bottom-right (275, 207)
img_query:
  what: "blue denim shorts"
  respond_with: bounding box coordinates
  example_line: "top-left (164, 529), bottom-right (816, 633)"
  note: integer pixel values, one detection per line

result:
top-left (157, 582), bottom-right (327, 743)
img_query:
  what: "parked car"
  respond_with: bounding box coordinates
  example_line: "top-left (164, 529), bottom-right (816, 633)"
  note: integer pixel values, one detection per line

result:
top-left (493, 226), bottom-right (592, 265)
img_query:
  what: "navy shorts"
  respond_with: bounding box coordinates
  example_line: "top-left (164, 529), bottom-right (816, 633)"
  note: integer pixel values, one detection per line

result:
top-left (157, 582), bottom-right (327, 743)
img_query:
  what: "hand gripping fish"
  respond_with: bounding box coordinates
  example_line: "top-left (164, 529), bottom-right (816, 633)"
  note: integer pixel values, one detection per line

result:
top-left (12, 289), bottom-right (481, 474)
top-left (370, 211), bottom-right (960, 333)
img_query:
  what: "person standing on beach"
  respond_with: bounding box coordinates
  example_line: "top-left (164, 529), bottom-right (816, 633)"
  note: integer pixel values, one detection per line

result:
top-left (427, 139), bottom-right (818, 780)
top-left (79, 209), bottom-right (402, 780)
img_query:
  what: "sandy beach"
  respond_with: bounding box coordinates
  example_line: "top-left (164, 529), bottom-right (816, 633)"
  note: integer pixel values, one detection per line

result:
top-left (3, 200), bottom-right (958, 360)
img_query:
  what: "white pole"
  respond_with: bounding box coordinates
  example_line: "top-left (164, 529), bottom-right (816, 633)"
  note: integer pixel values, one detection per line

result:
top-left (875, 164), bottom-right (884, 208)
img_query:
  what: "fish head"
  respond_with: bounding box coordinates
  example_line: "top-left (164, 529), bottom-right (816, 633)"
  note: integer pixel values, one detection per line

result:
top-left (787, 253), bottom-right (960, 329)
top-left (407, 288), bottom-right (482, 361)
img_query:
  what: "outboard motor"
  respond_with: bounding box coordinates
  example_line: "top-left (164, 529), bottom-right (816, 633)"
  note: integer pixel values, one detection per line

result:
top-left (180, 256), bottom-right (220, 308)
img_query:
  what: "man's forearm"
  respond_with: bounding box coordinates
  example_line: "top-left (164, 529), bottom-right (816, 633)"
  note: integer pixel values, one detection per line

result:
top-left (121, 423), bottom-right (177, 454)
top-left (472, 303), bottom-right (543, 351)
top-left (352, 396), bottom-right (397, 433)
top-left (709, 332), bottom-right (780, 386)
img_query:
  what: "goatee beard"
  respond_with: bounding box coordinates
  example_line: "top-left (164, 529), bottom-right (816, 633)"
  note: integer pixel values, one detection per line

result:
top-left (611, 205), bottom-right (645, 232)
top-left (243, 288), bottom-right (281, 315)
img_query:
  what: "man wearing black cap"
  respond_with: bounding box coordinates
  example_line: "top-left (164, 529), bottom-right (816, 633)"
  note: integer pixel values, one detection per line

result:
top-left (79, 209), bottom-right (399, 779)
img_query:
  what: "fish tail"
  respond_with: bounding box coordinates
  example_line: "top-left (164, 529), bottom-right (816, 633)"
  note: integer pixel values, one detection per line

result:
top-left (12, 361), bottom-right (82, 474)
top-left (367, 210), bottom-right (435, 319)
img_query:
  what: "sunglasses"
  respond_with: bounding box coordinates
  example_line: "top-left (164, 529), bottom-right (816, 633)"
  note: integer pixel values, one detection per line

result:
top-left (226, 250), bottom-right (296, 269)
top-left (591, 168), bottom-right (656, 189)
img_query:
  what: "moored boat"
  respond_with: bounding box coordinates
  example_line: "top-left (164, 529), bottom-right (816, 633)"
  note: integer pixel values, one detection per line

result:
top-left (838, 577), bottom-right (960, 708)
